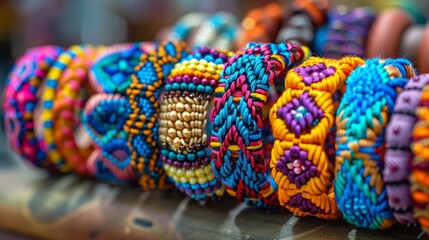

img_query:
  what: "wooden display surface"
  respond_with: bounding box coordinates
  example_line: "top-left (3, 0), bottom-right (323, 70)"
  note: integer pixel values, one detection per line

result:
top-left (0, 133), bottom-right (427, 240)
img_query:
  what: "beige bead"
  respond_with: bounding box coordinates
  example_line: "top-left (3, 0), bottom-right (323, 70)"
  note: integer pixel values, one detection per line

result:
top-left (173, 137), bottom-right (181, 148)
top-left (167, 128), bottom-right (176, 138)
top-left (175, 120), bottom-right (184, 130)
top-left (183, 128), bottom-right (191, 138)
top-left (176, 102), bottom-right (184, 112)
top-left (182, 111), bottom-right (191, 121)
top-left (169, 111), bottom-right (178, 121)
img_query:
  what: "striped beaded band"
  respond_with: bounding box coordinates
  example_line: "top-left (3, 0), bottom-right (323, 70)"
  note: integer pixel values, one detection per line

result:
top-left (39, 45), bottom-right (96, 172)
top-left (2, 46), bottom-right (62, 168)
top-left (159, 47), bottom-right (231, 201)
top-left (52, 46), bottom-right (103, 175)
top-left (270, 56), bottom-right (364, 219)
top-left (90, 43), bottom-right (155, 95)
top-left (321, 6), bottom-right (375, 58)
top-left (335, 58), bottom-right (416, 229)
top-left (411, 83), bottom-right (429, 234)
top-left (210, 42), bottom-right (309, 208)
top-left (384, 74), bottom-right (429, 225)
top-left (124, 41), bottom-right (190, 190)
top-left (192, 12), bottom-right (238, 51)
top-left (82, 93), bottom-right (135, 181)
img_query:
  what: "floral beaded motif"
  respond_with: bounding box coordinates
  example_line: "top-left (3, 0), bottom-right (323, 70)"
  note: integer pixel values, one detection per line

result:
top-left (210, 42), bottom-right (309, 208)
top-left (270, 57), bottom-right (364, 220)
top-left (125, 41), bottom-right (190, 190)
top-left (159, 47), bottom-right (230, 201)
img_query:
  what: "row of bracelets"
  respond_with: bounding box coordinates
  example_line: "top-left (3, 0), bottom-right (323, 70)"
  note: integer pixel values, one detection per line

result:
top-left (4, 40), bottom-right (429, 234)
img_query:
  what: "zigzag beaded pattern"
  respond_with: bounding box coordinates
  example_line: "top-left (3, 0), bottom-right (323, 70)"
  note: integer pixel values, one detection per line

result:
top-left (90, 42), bottom-right (155, 95)
top-left (124, 41), bottom-right (190, 190)
top-left (335, 58), bottom-right (415, 229)
top-left (411, 83), bottom-right (429, 234)
top-left (210, 42), bottom-right (308, 208)
top-left (39, 45), bottom-right (89, 172)
top-left (2, 46), bottom-right (62, 169)
top-left (52, 47), bottom-right (103, 175)
top-left (384, 74), bottom-right (429, 225)
top-left (159, 47), bottom-right (230, 201)
top-left (82, 93), bottom-right (135, 181)
top-left (270, 57), bottom-right (363, 220)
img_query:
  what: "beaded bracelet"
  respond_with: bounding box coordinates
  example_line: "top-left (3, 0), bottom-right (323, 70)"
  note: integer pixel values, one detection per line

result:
top-left (335, 58), bottom-right (416, 229)
top-left (124, 41), bottom-right (190, 190)
top-left (39, 45), bottom-right (97, 172)
top-left (86, 149), bottom-right (133, 185)
top-left (270, 56), bottom-right (363, 220)
top-left (2, 46), bottom-right (62, 168)
top-left (52, 46), bottom-right (103, 175)
top-left (82, 93), bottom-right (135, 181)
top-left (192, 12), bottom-right (238, 51)
top-left (89, 43), bottom-right (155, 95)
top-left (321, 6), bottom-right (375, 58)
top-left (384, 74), bottom-right (429, 225)
top-left (167, 13), bottom-right (209, 42)
top-left (411, 82), bottom-right (429, 234)
top-left (159, 47), bottom-right (231, 201)
top-left (235, 3), bottom-right (284, 49)
top-left (210, 42), bottom-right (309, 208)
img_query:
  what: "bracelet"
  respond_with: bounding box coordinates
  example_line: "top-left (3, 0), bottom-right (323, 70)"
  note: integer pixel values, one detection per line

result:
top-left (210, 42), bottom-right (309, 208)
top-left (52, 46), bottom-right (102, 175)
top-left (90, 42), bottom-right (155, 95)
top-left (39, 45), bottom-right (97, 172)
top-left (335, 58), bottom-right (416, 229)
top-left (270, 56), bottom-right (364, 220)
top-left (384, 74), bottom-right (429, 225)
top-left (235, 3), bottom-right (284, 49)
top-left (192, 12), bottom-right (238, 51)
top-left (167, 13), bottom-right (209, 42)
top-left (159, 47), bottom-right (231, 201)
top-left (411, 81), bottom-right (429, 234)
top-left (82, 93), bottom-right (135, 181)
top-left (124, 41), bottom-right (190, 190)
top-left (2, 46), bottom-right (62, 169)
top-left (321, 6), bottom-right (375, 58)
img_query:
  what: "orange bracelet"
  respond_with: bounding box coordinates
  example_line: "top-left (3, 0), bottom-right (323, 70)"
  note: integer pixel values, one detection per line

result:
top-left (270, 56), bottom-right (363, 219)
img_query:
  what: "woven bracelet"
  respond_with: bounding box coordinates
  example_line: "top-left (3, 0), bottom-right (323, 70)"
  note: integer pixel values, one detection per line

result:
top-left (335, 58), bottom-right (416, 229)
top-left (321, 6), bottom-right (375, 58)
top-left (2, 46), bottom-right (62, 169)
top-left (384, 74), bottom-right (429, 225)
top-left (39, 45), bottom-right (101, 172)
top-left (411, 81), bottom-right (429, 234)
top-left (270, 56), bottom-right (363, 220)
top-left (210, 42), bottom-right (309, 208)
top-left (124, 41), bottom-right (190, 190)
top-left (82, 93), bottom-right (135, 181)
top-left (52, 46), bottom-right (102, 175)
top-left (159, 47), bottom-right (231, 201)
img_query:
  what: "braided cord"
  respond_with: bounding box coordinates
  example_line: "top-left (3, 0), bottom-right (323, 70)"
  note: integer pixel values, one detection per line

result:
top-left (411, 82), bottom-right (429, 234)
top-left (384, 74), bottom-right (429, 225)
top-left (159, 47), bottom-right (231, 201)
top-left (335, 58), bottom-right (415, 229)
top-left (52, 46), bottom-right (103, 175)
top-left (124, 41), bottom-right (190, 190)
top-left (210, 42), bottom-right (308, 208)
top-left (82, 93), bottom-right (135, 181)
top-left (270, 56), bottom-right (363, 220)
top-left (2, 46), bottom-right (62, 168)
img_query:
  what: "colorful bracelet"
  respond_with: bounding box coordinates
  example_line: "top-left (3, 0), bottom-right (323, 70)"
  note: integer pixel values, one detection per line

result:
top-left (167, 13), bottom-right (209, 42)
top-left (321, 6), bottom-right (375, 58)
top-left (411, 82), bottom-right (429, 234)
top-left (192, 12), bottom-right (238, 51)
top-left (210, 42), bottom-right (309, 208)
top-left (39, 45), bottom-right (95, 172)
top-left (124, 41), bottom-right (190, 190)
top-left (82, 93), bottom-right (135, 181)
top-left (159, 47), bottom-right (231, 201)
top-left (335, 58), bottom-right (416, 229)
top-left (2, 46), bottom-right (62, 168)
top-left (52, 46), bottom-right (103, 175)
top-left (384, 74), bottom-right (429, 225)
top-left (89, 43), bottom-right (155, 95)
top-left (270, 56), bottom-right (364, 220)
